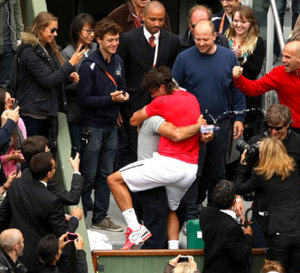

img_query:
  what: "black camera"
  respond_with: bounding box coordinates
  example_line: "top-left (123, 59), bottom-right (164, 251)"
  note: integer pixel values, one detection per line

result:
top-left (178, 256), bottom-right (189, 263)
top-left (236, 139), bottom-right (260, 165)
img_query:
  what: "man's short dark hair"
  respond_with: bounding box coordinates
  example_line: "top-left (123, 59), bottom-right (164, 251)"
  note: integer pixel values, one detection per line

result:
top-left (21, 136), bottom-right (49, 163)
top-left (212, 180), bottom-right (236, 209)
top-left (29, 152), bottom-right (53, 180)
top-left (37, 234), bottom-right (59, 265)
top-left (94, 18), bottom-right (122, 40)
top-left (142, 66), bottom-right (176, 95)
top-left (265, 104), bottom-right (293, 126)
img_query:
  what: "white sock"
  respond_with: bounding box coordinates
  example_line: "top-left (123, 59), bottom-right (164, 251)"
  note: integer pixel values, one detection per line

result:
top-left (122, 208), bottom-right (140, 230)
top-left (168, 240), bottom-right (179, 249)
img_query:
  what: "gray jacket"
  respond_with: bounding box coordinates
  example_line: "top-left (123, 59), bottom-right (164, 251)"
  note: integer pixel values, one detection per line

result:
top-left (0, 0), bottom-right (24, 53)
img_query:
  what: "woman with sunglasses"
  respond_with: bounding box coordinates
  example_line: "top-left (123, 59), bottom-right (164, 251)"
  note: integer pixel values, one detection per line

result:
top-left (235, 137), bottom-right (300, 273)
top-left (62, 13), bottom-right (97, 151)
top-left (16, 12), bottom-right (85, 149)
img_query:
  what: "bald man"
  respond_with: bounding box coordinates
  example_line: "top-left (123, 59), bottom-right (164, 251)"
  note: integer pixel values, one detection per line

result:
top-left (173, 20), bottom-right (245, 213)
top-left (0, 228), bottom-right (26, 272)
top-left (107, 0), bottom-right (171, 34)
top-left (118, 0), bottom-right (179, 163)
top-left (233, 41), bottom-right (300, 134)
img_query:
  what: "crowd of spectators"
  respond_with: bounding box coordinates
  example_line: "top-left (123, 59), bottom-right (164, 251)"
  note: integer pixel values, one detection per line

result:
top-left (0, 0), bottom-right (300, 272)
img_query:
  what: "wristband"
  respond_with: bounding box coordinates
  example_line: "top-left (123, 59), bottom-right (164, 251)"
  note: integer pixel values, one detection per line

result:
top-left (2, 184), bottom-right (10, 190)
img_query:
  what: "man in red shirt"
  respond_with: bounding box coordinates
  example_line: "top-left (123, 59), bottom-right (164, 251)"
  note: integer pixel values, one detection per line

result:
top-left (108, 66), bottom-right (211, 250)
top-left (233, 40), bottom-right (300, 133)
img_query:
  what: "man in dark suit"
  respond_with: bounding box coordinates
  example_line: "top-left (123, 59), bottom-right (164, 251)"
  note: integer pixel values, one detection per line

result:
top-left (107, 0), bottom-right (171, 34)
top-left (0, 152), bottom-right (82, 273)
top-left (200, 180), bottom-right (253, 273)
top-left (117, 0), bottom-right (179, 163)
top-left (20, 136), bottom-right (84, 206)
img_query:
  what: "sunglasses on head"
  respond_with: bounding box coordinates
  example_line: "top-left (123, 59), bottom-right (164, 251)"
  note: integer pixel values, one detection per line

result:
top-left (50, 28), bottom-right (58, 34)
top-left (267, 124), bottom-right (284, 131)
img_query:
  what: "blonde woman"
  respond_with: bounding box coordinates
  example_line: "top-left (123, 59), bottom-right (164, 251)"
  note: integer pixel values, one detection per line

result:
top-left (226, 5), bottom-right (265, 140)
top-left (225, 5), bottom-right (264, 80)
top-left (236, 137), bottom-right (300, 273)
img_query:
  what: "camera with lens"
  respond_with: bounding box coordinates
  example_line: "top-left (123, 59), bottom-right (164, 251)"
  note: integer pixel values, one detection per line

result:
top-left (236, 139), bottom-right (260, 165)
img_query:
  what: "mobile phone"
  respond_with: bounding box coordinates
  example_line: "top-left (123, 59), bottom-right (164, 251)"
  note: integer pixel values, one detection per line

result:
top-left (178, 255), bottom-right (189, 263)
top-left (200, 125), bottom-right (215, 134)
top-left (71, 146), bottom-right (77, 159)
top-left (12, 99), bottom-right (18, 110)
top-left (79, 45), bottom-right (86, 51)
top-left (16, 163), bottom-right (20, 175)
top-left (66, 232), bottom-right (78, 241)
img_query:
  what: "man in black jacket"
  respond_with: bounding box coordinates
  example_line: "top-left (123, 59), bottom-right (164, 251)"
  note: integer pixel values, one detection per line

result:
top-left (200, 180), bottom-right (253, 273)
top-left (0, 228), bottom-right (26, 273)
top-left (117, 1), bottom-right (179, 163)
top-left (20, 136), bottom-right (83, 205)
top-left (0, 152), bottom-right (82, 273)
top-left (179, 4), bottom-right (229, 52)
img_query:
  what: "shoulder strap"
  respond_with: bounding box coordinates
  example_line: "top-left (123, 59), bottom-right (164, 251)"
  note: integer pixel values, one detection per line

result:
top-left (94, 63), bottom-right (117, 87)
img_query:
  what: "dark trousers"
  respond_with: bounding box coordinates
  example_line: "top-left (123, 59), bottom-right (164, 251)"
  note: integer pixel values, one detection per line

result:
top-left (123, 117), bottom-right (138, 164)
top-left (134, 187), bottom-right (168, 249)
top-left (183, 119), bottom-right (231, 219)
top-left (21, 115), bottom-right (49, 138)
top-left (267, 232), bottom-right (300, 273)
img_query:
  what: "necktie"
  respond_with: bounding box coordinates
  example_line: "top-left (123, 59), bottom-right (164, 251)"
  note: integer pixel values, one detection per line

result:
top-left (149, 35), bottom-right (155, 47)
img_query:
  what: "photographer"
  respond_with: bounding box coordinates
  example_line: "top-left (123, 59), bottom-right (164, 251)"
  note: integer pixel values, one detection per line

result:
top-left (37, 232), bottom-right (87, 273)
top-left (234, 104), bottom-right (300, 247)
top-left (236, 137), bottom-right (300, 273)
top-left (200, 180), bottom-right (253, 273)
top-left (163, 255), bottom-right (200, 273)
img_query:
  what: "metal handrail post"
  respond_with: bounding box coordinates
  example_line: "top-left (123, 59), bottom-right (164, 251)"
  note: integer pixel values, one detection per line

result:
top-left (270, 0), bottom-right (285, 52)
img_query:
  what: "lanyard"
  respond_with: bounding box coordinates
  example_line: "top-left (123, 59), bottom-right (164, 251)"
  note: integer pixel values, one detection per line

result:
top-left (219, 13), bottom-right (226, 34)
top-left (104, 70), bottom-right (117, 87)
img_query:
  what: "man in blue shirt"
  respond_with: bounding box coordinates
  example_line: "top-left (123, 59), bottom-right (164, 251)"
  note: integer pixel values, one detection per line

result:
top-left (173, 20), bottom-right (245, 217)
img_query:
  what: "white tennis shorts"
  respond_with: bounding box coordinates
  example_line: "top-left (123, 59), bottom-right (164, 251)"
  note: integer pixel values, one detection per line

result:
top-left (120, 153), bottom-right (197, 210)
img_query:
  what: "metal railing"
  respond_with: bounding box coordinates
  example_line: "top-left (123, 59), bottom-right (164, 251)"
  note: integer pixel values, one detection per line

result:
top-left (264, 0), bottom-right (286, 108)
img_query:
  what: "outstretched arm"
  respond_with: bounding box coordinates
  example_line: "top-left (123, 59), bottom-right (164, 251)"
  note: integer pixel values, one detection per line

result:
top-left (157, 114), bottom-right (213, 142)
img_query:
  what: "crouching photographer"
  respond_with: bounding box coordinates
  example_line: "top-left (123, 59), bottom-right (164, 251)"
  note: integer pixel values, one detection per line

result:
top-left (235, 137), bottom-right (300, 273)
top-left (234, 104), bottom-right (300, 248)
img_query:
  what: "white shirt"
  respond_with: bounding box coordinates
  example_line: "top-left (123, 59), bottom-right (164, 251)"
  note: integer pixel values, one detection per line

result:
top-left (39, 180), bottom-right (47, 188)
top-left (220, 209), bottom-right (237, 220)
top-left (143, 26), bottom-right (160, 46)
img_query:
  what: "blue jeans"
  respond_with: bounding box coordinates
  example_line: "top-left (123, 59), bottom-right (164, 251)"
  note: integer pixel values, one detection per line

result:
top-left (0, 44), bottom-right (15, 89)
top-left (80, 126), bottom-right (117, 223)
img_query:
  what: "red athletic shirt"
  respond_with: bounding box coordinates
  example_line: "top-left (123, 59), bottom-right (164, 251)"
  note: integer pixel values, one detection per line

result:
top-left (233, 66), bottom-right (300, 128)
top-left (145, 90), bottom-right (200, 164)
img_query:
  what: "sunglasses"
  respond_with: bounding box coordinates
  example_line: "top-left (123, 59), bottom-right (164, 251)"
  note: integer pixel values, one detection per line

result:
top-left (50, 28), bottom-right (58, 34)
top-left (267, 125), bottom-right (284, 131)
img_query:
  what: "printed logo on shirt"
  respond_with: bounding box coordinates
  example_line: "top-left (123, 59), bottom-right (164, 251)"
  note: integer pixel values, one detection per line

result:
top-left (115, 63), bottom-right (122, 76)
